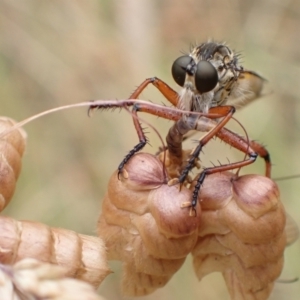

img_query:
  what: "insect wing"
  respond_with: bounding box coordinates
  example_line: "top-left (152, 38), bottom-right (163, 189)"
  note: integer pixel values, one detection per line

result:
top-left (226, 70), bottom-right (268, 108)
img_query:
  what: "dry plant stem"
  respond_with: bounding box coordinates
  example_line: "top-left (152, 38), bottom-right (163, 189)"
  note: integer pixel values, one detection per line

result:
top-left (0, 117), bottom-right (26, 211)
top-left (0, 216), bottom-right (111, 288)
top-left (0, 258), bottom-right (106, 300)
top-left (97, 152), bottom-right (201, 296)
top-left (192, 172), bottom-right (286, 300)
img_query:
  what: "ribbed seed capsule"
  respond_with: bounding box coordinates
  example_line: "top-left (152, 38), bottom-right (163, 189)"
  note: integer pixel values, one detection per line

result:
top-left (98, 152), bottom-right (201, 296)
top-left (192, 171), bottom-right (286, 300)
top-left (0, 216), bottom-right (111, 288)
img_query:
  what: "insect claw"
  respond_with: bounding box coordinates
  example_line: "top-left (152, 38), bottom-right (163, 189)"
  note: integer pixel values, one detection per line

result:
top-left (190, 146), bottom-right (197, 156)
top-left (189, 207), bottom-right (197, 217)
top-left (168, 178), bottom-right (179, 186)
top-left (180, 201), bottom-right (191, 208)
top-left (179, 182), bottom-right (184, 191)
top-left (118, 168), bottom-right (128, 180)
top-left (180, 201), bottom-right (197, 216)
top-left (186, 175), bottom-right (193, 183)
top-left (87, 106), bottom-right (96, 117)
top-left (195, 161), bottom-right (201, 169)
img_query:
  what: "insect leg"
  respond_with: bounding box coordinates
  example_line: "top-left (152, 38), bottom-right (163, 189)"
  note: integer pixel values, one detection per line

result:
top-left (174, 106), bottom-right (236, 184)
top-left (214, 127), bottom-right (271, 177)
top-left (118, 78), bottom-right (180, 175)
top-left (91, 78), bottom-right (179, 177)
top-left (129, 77), bottom-right (179, 106)
top-left (117, 104), bottom-right (148, 177)
top-left (188, 121), bottom-right (271, 212)
top-left (246, 140), bottom-right (271, 177)
top-left (180, 126), bottom-right (260, 214)
top-left (188, 154), bottom-right (257, 212)
top-left (89, 99), bottom-right (186, 175)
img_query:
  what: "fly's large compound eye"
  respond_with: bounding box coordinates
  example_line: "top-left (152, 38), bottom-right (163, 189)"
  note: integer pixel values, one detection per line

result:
top-left (195, 61), bottom-right (218, 94)
top-left (171, 56), bottom-right (191, 87)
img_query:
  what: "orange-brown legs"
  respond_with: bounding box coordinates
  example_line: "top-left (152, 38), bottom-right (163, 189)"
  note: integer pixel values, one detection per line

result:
top-left (187, 130), bottom-right (271, 213)
top-left (167, 106), bottom-right (236, 181)
top-left (129, 77), bottom-right (179, 106)
top-left (89, 76), bottom-right (272, 212)
top-left (169, 106), bottom-right (271, 212)
top-left (118, 77), bottom-right (180, 176)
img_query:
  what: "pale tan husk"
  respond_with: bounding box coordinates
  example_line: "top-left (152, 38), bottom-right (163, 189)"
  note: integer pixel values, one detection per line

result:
top-left (0, 258), bottom-right (107, 300)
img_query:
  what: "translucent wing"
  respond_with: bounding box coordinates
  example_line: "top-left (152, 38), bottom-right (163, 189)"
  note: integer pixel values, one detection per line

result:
top-left (226, 70), bottom-right (269, 108)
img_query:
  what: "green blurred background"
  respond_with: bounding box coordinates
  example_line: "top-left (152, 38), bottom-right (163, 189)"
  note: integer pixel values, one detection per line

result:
top-left (0, 0), bottom-right (299, 299)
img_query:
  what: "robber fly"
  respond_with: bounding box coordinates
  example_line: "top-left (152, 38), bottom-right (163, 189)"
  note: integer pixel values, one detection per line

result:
top-left (90, 41), bottom-right (270, 214)
top-left (173, 42), bottom-right (266, 112)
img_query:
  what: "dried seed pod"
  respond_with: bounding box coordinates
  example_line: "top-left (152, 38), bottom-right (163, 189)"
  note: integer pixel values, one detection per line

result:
top-left (98, 152), bottom-right (201, 296)
top-left (0, 117), bottom-right (26, 211)
top-left (0, 258), bottom-right (107, 300)
top-left (192, 172), bottom-right (286, 300)
top-left (0, 216), bottom-right (111, 288)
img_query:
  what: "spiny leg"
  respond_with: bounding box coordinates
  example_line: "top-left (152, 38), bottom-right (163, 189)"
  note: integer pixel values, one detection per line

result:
top-left (117, 105), bottom-right (147, 177)
top-left (169, 105), bottom-right (272, 214)
top-left (173, 105), bottom-right (271, 183)
top-left (247, 140), bottom-right (271, 177)
top-left (186, 153), bottom-right (257, 215)
top-left (215, 127), bottom-right (271, 177)
top-left (116, 77), bottom-right (181, 175)
top-left (89, 98), bottom-right (222, 177)
top-left (89, 99), bottom-right (183, 174)
top-left (182, 119), bottom-right (272, 214)
top-left (129, 77), bottom-right (179, 106)
top-left (169, 106), bottom-right (236, 184)
top-left (118, 108), bottom-right (217, 178)
top-left (90, 99), bottom-right (270, 184)
top-left (92, 78), bottom-right (223, 177)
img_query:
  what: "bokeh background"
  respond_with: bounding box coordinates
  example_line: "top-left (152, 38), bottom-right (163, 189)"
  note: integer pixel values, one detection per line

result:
top-left (0, 0), bottom-right (300, 299)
